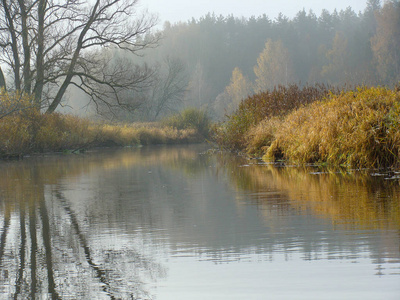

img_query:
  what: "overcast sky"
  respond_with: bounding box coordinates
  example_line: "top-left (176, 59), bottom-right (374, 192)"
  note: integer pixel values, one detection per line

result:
top-left (141, 0), bottom-right (367, 25)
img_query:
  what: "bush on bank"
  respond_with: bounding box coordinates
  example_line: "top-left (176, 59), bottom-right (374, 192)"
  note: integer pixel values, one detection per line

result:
top-left (264, 86), bottom-right (400, 168)
top-left (0, 92), bottom-right (209, 157)
top-left (213, 85), bottom-right (400, 168)
top-left (162, 107), bottom-right (211, 138)
top-left (212, 84), bottom-right (333, 151)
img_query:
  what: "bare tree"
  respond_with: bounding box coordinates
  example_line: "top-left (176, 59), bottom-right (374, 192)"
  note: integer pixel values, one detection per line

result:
top-left (96, 56), bottom-right (188, 122)
top-left (0, 0), bottom-right (159, 113)
top-left (148, 56), bottom-right (188, 120)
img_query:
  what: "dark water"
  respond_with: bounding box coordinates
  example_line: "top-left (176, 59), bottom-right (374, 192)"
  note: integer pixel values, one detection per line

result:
top-left (0, 144), bottom-right (399, 299)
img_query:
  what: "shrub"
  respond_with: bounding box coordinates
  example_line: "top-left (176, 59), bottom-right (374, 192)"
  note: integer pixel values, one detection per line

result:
top-left (162, 108), bottom-right (211, 138)
top-left (245, 116), bottom-right (282, 157)
top-left (0, 91), bottom-right (40, 155)
top-left (35, 113), bottom-right (92, 151)
top-left (264, 86), bottom-right (400, 168)
top-left (212, 84), bottom-right (333, 151)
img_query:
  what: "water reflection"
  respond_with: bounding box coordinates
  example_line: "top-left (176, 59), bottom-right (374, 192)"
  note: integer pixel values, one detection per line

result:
top-left (0, 145), bottom-right (399, 299)
top-left (0, 147), bottom-right (181, 299)
top-left (219, 155), bottom-right (400, 230)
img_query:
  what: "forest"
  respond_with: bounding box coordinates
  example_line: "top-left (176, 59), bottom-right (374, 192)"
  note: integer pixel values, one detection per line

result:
top-left (117, 0), bottom-right (399, 120)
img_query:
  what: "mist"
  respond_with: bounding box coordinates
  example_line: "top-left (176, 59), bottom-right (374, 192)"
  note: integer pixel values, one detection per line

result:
top-left (64, 0), bottom-right (399, 121)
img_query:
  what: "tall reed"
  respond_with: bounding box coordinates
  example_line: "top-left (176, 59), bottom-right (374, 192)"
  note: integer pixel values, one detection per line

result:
top-left (265, 86), bottom-right (400, 168)
top-left (212, 84), bottom-right (332, 151)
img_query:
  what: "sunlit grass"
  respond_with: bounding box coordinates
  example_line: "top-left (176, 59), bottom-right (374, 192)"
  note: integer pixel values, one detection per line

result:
top-left (213, 85), bottom-right (400, 168)
top-left (212, 84), bottom-right (333, 151)
top-left (265, 86), bottom-right (400, 168)
top-left (0, 93), bottom-right (209, 157)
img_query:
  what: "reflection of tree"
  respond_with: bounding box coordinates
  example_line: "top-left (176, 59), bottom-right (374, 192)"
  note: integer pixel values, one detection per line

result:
top-left (0, 210), bottom-right (11, 270)
top-left (14, 207), bottom-right (25, 299)
top-left (39, 193), bottom-right (60, 299)
top-left (55, 190), bottom-right (114, 299)
top-left (29, 202), bottom-right (37, 299)
top-left (0, 159), bottom-right (167, 298)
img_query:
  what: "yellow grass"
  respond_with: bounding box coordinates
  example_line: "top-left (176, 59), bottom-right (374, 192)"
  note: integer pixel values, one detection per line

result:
top-left (261, 86), bottom-right (400, 168)
top-left (0, 92), bottom-right (207, 157)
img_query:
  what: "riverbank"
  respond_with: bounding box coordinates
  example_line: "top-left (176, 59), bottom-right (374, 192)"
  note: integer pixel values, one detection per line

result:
top-left (212, 85), bottom-right (400, 168)
top-left (0, 101), bottom-right (210, 159)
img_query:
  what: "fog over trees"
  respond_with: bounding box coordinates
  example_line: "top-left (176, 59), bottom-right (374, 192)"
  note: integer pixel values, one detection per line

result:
top-left (1, 0), bottom-right (399, 120)
top-left (131, 0), bottom-right (399, 120)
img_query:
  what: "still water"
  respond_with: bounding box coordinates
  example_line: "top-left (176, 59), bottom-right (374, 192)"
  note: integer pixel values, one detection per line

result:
top-left (0, 144), bottom-right (399, 299)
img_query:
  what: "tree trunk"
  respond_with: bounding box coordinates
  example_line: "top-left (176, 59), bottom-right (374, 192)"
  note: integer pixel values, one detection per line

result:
top-left (0, 66), bottom-right (6, 90)
top-left (34, 0), bottom-right (46, 107)
top-left (18, 0), bottom-right (31, 95)
top-left (2, 0), bottom-right (21, 90)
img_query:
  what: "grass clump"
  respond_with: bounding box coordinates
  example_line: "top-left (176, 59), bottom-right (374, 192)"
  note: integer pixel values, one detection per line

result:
top-left (264, 86), bottom-right (400, 168)
top-left (162, 108), bottom-right (211, 138)
top-left (35, 113), bottom-right (93, 151)
top-left (0, 92), bottom-right (208, 158)
top-left (212, 84), bottom-right (332, 151)
top-left (245, 116), bottom-right (281, 157)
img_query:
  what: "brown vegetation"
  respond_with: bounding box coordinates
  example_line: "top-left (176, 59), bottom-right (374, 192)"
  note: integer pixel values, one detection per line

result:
top-left (212, 84), bottom-right (334, 151)
top-left (265, 87), bottom-right (400, 168)
top-left (213, 85), bottom-right (400, 168)
top-left (0, 93), bottom-right (209, 158)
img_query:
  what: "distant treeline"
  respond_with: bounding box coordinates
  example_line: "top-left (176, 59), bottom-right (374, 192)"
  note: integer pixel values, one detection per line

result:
top-left (139, 0), bottom-right (399, 118)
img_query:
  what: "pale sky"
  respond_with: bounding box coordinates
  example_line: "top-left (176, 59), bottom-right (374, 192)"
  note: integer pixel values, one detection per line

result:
top-left (141, 0), bottom-right (367, 25)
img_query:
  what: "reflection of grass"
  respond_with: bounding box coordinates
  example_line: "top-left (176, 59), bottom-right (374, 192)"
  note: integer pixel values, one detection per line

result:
top-left (218, 156), bottom-right (400, 229)
top-left (0, 145), bottom-right (209, 211)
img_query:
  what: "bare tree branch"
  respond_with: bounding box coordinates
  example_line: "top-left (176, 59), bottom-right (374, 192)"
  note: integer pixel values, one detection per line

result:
top-left (0, 0), bottom-right (159, 114)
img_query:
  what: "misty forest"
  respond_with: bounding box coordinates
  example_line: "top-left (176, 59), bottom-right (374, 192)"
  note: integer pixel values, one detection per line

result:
top-left (99, 0), bottom-right (399, 121)
top-left (1, 0), bottom-right (399, 122)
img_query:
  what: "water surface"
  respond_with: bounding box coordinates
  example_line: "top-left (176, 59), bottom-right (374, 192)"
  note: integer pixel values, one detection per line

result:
top-left (0, 145), bottom-right (399, 299)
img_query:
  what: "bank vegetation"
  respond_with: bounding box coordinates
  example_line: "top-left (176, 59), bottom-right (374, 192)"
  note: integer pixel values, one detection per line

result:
top-left (0, 91), bottom-right (209, 158)
top-left (212, 84), bottom-right (400, 168)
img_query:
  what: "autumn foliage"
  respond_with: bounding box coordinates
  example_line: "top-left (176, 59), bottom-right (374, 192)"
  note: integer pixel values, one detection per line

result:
top-left (213, 85), bottom-right (400, 168)
top-left (0, 92), bottom-right (208, 158)
top-left (212, 84), bottom-right (333, 151)
top-left (265, 86), bottom-right (400, 168)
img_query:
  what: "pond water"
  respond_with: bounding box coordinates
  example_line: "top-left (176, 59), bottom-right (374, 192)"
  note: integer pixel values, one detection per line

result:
top-left (0, 144), bottom-right (399, 299)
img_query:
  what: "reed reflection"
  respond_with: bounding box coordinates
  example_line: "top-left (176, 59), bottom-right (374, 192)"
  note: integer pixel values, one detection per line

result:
top-left (215, 152), bottom-right (400, 230)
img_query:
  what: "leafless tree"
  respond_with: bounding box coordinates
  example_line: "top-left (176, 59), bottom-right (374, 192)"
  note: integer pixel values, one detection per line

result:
top-left (96, 56), bottom-right (188, 121)
top-left (0, 0), bottom-right (159, 113)
top-left (147, 56), bottom-right (188, 120)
